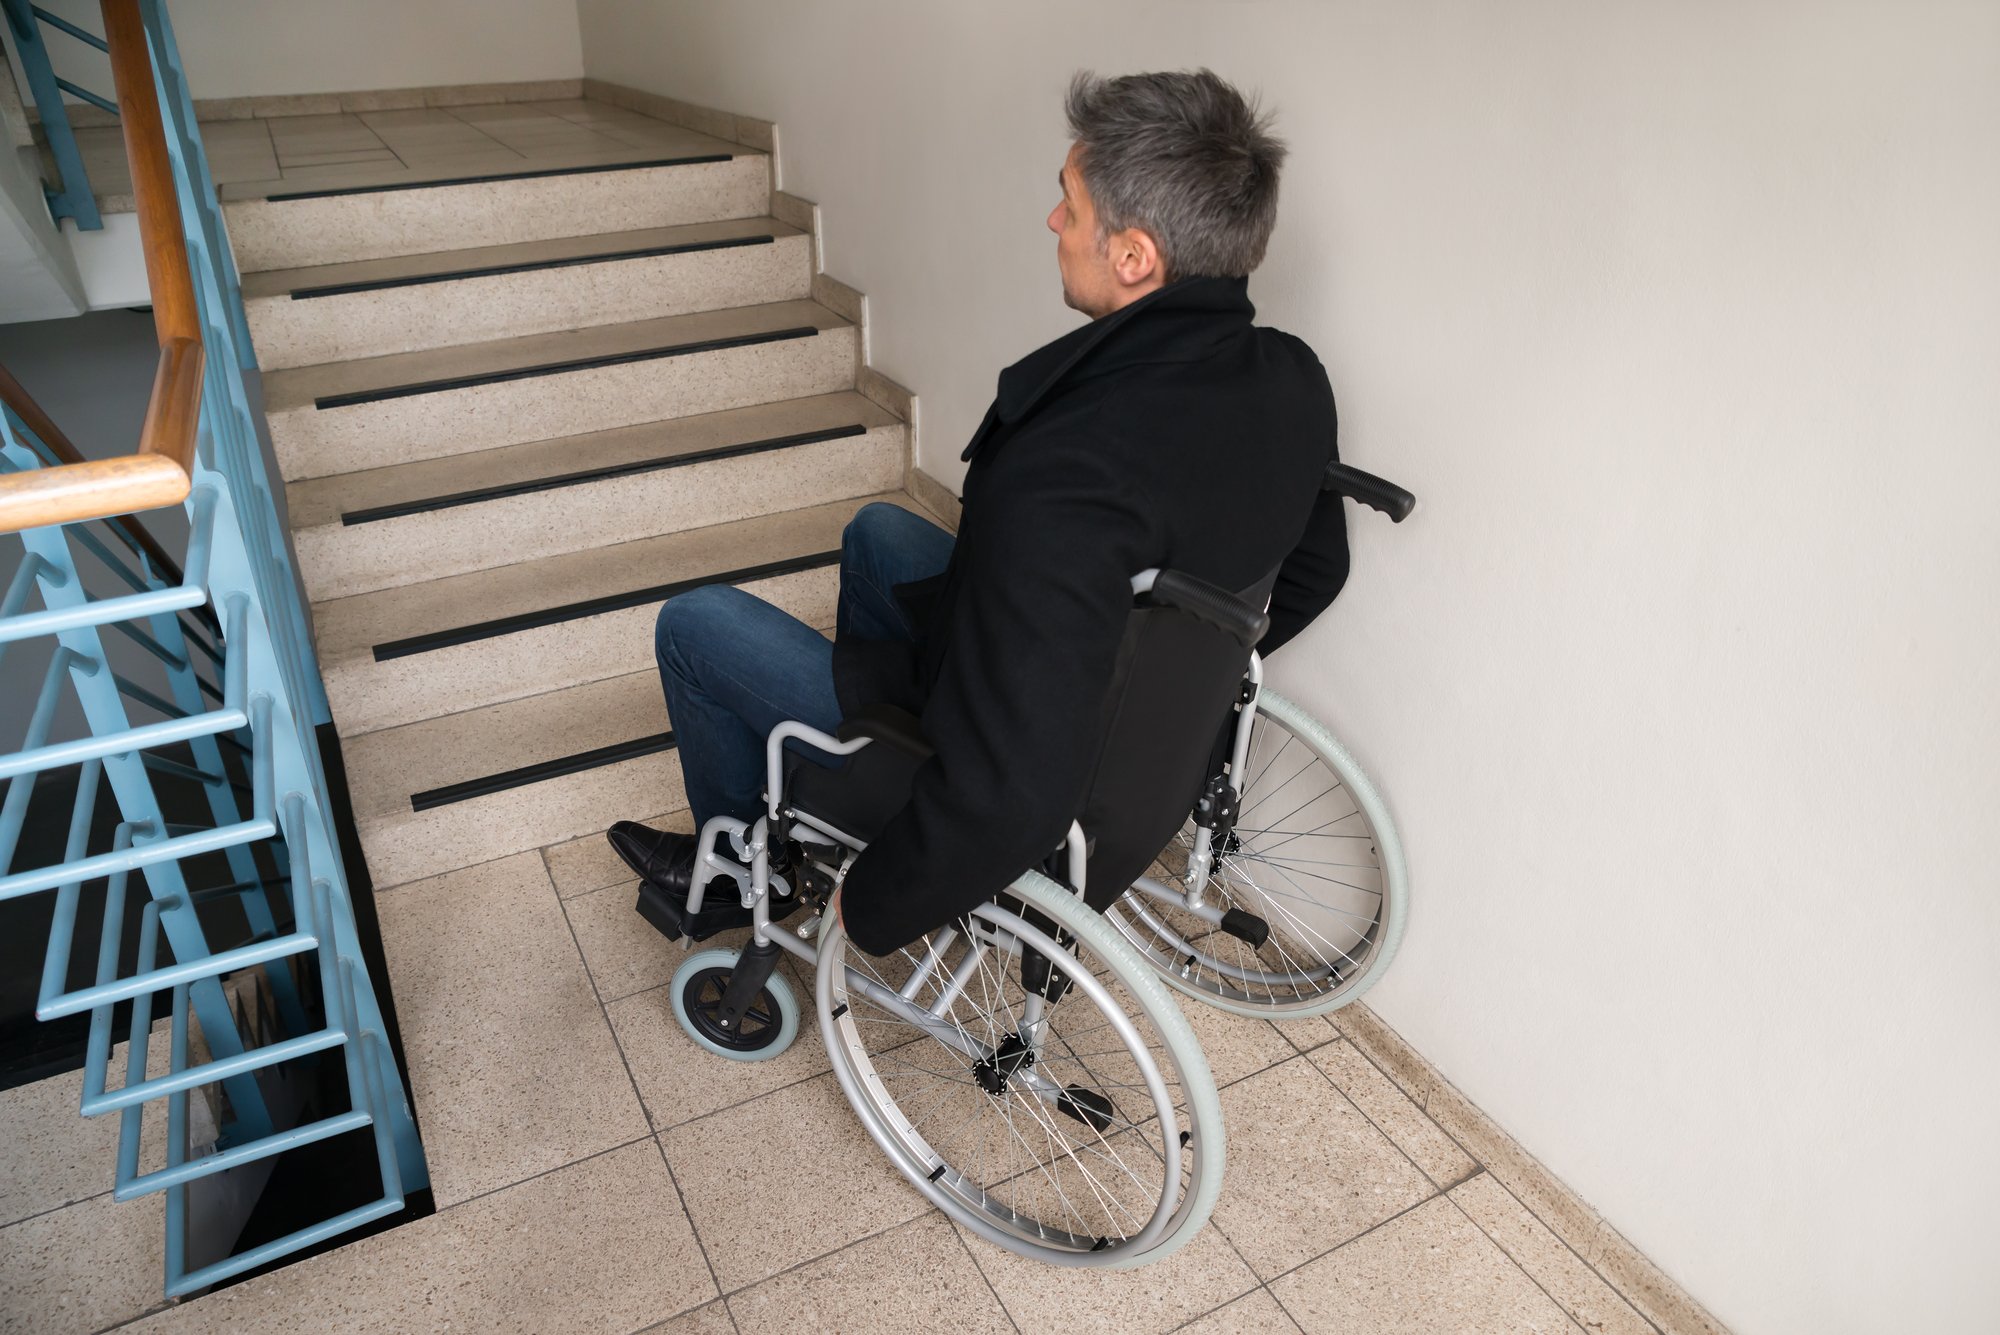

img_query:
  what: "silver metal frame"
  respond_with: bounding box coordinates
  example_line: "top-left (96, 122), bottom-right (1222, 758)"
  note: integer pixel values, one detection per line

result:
top-left (670, 720), bottom-right (1199, 1261)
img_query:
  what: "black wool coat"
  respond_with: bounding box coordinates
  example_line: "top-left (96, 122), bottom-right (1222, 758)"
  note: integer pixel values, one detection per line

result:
top-left (834, 275), bottom-right (1350, 954)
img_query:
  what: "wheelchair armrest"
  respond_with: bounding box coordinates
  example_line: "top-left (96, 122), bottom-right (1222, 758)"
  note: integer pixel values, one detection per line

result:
top-left (835, 703), bottom-right (935, 761)
top-left (1133, 570), bottom-right (1271, 649)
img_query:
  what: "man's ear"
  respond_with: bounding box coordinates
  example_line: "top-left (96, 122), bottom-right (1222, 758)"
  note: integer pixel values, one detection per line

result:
top-left (1110, 226), bottom-right (1164, 288)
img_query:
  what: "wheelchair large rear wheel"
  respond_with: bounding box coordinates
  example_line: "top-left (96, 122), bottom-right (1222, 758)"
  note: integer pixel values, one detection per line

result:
top-left (817, 869), bottom-right (1223, 1268)
top-left (1107, 687), bottom-right (1409, 1018)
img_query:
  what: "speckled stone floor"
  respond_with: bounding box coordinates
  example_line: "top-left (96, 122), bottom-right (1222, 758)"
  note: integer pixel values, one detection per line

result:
top-left (1, 811), bottom-right (1662, 1335)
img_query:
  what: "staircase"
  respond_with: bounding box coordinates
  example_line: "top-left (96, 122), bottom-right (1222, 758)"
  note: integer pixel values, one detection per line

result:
top-left (226, 113), bottom-right (926, 894)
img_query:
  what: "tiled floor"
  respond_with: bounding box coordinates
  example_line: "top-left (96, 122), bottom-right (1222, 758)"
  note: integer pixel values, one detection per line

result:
top-left (0, 810), bottom-right (1663, 1334)
top-left (63, 99), bottom-right (743, 209)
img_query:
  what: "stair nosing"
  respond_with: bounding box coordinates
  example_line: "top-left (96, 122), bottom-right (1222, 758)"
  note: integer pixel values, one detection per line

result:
top-left (407, 731), bottom-right (677, 812)
top-left (310, 487), bottom-right (913, 667)
top-left (287, 391), bottom-right (895, 530)
top-left (339, 422), bottom-right (871, 526)
top-left (284, 232), bottom-right (780, 301)
top-left (311, 325), bottom-right (824, 410)
top-left (370, 547), bottom-right (843, 662)
top-left (261, 152), bottom-right (735, 202)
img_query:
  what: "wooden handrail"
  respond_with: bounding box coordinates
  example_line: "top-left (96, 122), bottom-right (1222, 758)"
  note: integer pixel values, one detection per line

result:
top-left (0, 0), bottom-right (204, 537)
top-left (0, 363), bottom-right (187, 583)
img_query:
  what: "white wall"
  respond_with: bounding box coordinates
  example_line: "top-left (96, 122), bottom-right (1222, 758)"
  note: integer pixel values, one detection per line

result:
top-left (579, 3), bottom-right (2000, 1331)
top-left (16, 0), bottom-right (582, 101)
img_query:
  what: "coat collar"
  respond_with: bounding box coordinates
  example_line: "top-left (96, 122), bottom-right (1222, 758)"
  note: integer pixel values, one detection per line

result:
top-left (962, 276), bottom-right (1256, 462)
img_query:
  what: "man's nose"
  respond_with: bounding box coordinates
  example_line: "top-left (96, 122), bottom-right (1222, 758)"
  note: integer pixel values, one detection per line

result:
top-left (1046, 204), bottom-right (1062, 234)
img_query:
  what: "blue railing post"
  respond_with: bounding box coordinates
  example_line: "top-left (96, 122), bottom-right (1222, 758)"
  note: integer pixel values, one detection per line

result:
top-left (0, 0), bottom-right (427, 1298)
top-left (3, 429), bottom-right (275, 1142)
top-left (1, 0), bottom-right (106, 229)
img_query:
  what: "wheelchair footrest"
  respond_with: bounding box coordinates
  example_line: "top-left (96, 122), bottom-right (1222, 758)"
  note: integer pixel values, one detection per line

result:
top-left (1056, 1084), bottom-right (1116, 1134)
top-left (1219, 907), bottom-right (1271, 949)
top-left (635, 878), bottom-right (748, 943)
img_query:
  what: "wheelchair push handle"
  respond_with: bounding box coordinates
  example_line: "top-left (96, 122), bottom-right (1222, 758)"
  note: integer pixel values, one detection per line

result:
top-left (1130, 569), bottom-right (1271, 648)
top-left (1324, 461), bottom-right (1417, 523)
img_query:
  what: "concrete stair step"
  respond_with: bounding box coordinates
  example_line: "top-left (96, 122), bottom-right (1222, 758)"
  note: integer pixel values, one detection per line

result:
top-left (313, 491), bottom-right (932, 736)
top-left (286, 391), bottom-right (904, 601)
top-left (244, 216), bottom-right (813, 369)
top-left (343, 667), bottom-right (681, 890)
top-left (223, 148), bottom-right (769, 270)
top-left (262, 299), bottom-right (858, 480)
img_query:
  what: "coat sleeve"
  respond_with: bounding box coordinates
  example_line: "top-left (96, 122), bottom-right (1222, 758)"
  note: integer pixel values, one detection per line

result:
top-left (1259, 485), bottom-right (1350, 655)
top-left (839, 423), bottom-right (1157, 955)
top-left (1259, 353), bottom-right (1347, 656)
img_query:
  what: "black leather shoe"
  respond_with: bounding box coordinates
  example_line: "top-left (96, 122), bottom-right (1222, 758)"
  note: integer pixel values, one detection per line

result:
top-left (607, 821), bottom-right (699, 895)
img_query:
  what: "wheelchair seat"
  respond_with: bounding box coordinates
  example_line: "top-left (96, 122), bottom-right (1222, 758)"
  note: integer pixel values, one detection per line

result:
top-left (784, 704), bottom-right (933, 848)
top-left (784, 567), bottom-right (1276, 913)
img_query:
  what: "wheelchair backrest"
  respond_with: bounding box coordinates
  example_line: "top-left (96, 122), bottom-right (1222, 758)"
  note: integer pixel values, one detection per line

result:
top-left (1069, 568), bottom-right (1276, 913)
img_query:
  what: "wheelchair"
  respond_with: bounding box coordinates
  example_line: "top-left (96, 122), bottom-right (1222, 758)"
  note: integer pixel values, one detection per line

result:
top-left (648, 462), bottom-right (1414, 1268)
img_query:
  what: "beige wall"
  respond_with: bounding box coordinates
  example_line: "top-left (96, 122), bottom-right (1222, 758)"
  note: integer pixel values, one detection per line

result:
top-left (18, 0), bottom-right (582, 99)
top-left (579, 2), bottom-right (2000, 1331)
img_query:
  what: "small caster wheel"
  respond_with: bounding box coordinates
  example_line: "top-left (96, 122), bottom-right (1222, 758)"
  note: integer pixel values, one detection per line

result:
top-left (671, 948), bottom-right (799, 1062)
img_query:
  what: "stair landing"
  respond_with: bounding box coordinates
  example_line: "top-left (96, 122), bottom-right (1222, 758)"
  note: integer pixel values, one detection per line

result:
top-left (64, 97), bottom-right (744, 213)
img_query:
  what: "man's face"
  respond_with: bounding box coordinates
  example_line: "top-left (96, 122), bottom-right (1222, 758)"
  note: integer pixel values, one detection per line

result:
top-left (1047, 142), bottom-right (1167, 319)
top-left (1049, 144), bottom-right (1111, 317)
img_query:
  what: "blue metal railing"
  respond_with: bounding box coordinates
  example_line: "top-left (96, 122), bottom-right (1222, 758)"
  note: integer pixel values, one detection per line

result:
top-left (3, 0), bottom-right (105, 228)
top-left (0, 0), bottom-right (426, 1298)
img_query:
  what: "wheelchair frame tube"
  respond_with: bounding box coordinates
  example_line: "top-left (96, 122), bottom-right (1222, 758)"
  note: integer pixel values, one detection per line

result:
top-left (1182, 653), bottom-right (1264, 909)
top-left (764, 720), bottom-right (869, 825)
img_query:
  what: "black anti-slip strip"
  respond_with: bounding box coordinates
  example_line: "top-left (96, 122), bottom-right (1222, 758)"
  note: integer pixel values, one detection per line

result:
top-left (409, 731), bottom-right (676, 812)
top-left (289, 235), bottom-right (777, 301)
top-left (313, 326), bottom-right (820, 410)
top-left (341, 424), bottom-right (869, 526)
top-left (265, 154), bottom-right (733, 202)
top-left (372, 549), bottom-right (842, 662)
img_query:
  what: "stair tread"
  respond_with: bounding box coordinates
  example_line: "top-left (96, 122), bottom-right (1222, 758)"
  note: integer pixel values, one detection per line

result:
top-left (312, 490), bottom-right (915, 664)
top-left (241, 216), bottom-right (805, 300)
top-left (220, 127), bottom-right (751, 204)
top-left (344, 668), bottom-right (673, 823)
top-left (287, 391), bottom-right (896, 529)
top-left (262, 299), bottom-right (850, 412)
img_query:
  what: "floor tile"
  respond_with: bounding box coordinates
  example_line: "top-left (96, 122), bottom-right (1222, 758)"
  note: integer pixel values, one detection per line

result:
top-left (960, 1217), bottom-right (1258, 1335)
top-left (0, 1031), bottom-right (177, 1229)
top-left (1272, 1012), bottom-right (1342, 1053)
top-left (1271, 1196), bottom-right (1577, 1335)
top-left (1451, 1174), bottom-right (1654, 1335)
top-left (607, 968), bottom-right (831, 1130)
top-left (278, 148), bottom-right (400, 168)
top-left (0, 1192), bottom-right (165, 1335)
top-left (1178, 1287), bottom-right (1305, 1334)
top-left (660, 1071), bottom-right (930, 1291)
top-left (0, 1068), bottom-right (118, 1227)
top-left (728, 1214), bottom-right (1008, 1334)
top-left (1176, 997), bottom-right (1302, 1088)
top-left (1311, 1041), bottom-right (1478, 1188)
top-left (641, 1299), bottom-right (737, 1334)
top-left (566, 878), bottom-right (681, 1001)
top-left (127, 1141), bottom-right (714, 1333)
top-left (1208, 1058), bottom-right (1434, 1279)
top-left (545, 808), bottom-right (693, 899)
top-left (375, 851), bottom-right (648, 1205)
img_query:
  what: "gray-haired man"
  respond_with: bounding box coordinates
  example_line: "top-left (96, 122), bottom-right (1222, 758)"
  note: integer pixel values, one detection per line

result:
top-left (611, 69), bottom-right (1350, 954)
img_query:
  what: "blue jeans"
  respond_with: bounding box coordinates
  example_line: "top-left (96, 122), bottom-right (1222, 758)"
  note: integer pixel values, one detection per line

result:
top-left (654, 502), bottom-right (955, 829)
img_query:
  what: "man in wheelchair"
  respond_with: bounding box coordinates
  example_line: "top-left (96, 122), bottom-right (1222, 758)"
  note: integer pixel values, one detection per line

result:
top-left (609, 68), bottom-right (1351, 957)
